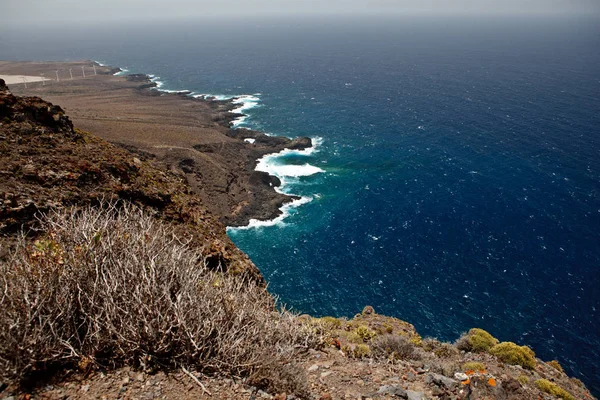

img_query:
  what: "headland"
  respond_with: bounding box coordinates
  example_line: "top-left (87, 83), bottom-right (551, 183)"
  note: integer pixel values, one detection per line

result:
top-left (0, 60), bottom-right (312, 227)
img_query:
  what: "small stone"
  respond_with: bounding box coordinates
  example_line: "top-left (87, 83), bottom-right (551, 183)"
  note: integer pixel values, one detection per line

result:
top-left (122, 376), bottom-right (130, 385)
top-left (362, 306), bottom-right (375, 315)
top-left (426, 373), bottom-right (458, 390)
top-left (406, 390), bottom-right (427, 400)
top-left (133, 157), bottom-right (142, 164)
top-left (320, 371), bottom-right (333, 378)
top-left (81, 384), bottom-right (90, 392)
top-left (406, 372), bottom-right (416, 382)
top-left (377, 385), bottom-right (408, 398)
top-left (136, 373), bottom-right (145, 382)
top-left (319, 393), bottom-right (333, 400)
top-left (308, 364), bottom-right (319, 372)
top-left (454, 372), bottom-right (469, 381)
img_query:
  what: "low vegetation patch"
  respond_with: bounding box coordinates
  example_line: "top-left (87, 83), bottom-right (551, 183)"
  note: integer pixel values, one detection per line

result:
top-left (0, 203), bottom-right (319, 391)
top-left (490, 342), bottom-right (536, 369)
top-left (535, 379), bottom-right (575, 400)
top-left (371, 335), bottom-right (418, 360)
top-left (461, 362), bottom-right (486, 373)
top-left (456, 328), bottom-right (499, 353)
top-left (548, 359), bottom-right (564, 373)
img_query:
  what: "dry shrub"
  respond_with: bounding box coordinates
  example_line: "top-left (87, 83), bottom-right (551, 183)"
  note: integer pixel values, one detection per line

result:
top-left (248, 359), bottom-right (311, 399)
top-left (0, 203), bottom-right (319, 384)
top-left (422, 338), bottom-right (458, 359)
top-left (371, 335), bottom-right (419, 360)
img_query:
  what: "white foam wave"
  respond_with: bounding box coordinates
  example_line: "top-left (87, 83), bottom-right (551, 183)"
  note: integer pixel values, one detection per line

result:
top-left (228, 136), bottom-right (325, 230)
top-left (149, 76), bottom-right (164, 88)
top-left (160, 89), bottom-right (192, 94)
top-left (114, 68), bottom-right (129, 76)
top-left (229, 196), bottom-right (312, 231)
top-left (194, 94), bottom-right (237, 101)
top-left (230, 94), bottom-right (262, 127)
top-left (92, 60), bottom-right (106, 67)
top-left (257, 160), bottom-right (325, 179)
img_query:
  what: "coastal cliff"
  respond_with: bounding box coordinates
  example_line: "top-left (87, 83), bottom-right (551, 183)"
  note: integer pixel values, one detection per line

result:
top-left (0, 60), bottom-right (312, 227)
top-left (0, 68), bottom-right (596, 400)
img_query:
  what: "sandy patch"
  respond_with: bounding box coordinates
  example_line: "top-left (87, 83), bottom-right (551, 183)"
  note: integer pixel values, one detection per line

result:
top-left (0, 75), bottom-right (49, 85)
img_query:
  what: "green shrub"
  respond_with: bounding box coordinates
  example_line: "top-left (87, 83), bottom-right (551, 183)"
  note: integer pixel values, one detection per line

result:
top-left (355, 325), bottom-right (377, 342)
top-left (534, 379), bottom-right (575, 400)
top-left (548, 359), bottom-right (564, 373)
top-left (517, 375), bottom-right (530, 385)
top-left (461, 361), bottom-right (486, 372)
top-left (490, 342), bottom-right (536, 369)
top-left (353, 344), bottom-right (371, 358)
top-left (313, 316), bottom-right (342, 332)
top-left (456, 328), bottom-right (499, 352)
top-left (410, 334), bottom-right (423, 347)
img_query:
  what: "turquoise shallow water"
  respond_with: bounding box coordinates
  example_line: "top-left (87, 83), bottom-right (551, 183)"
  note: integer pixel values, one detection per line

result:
top-left (1, 16), bottom-right (599, 393)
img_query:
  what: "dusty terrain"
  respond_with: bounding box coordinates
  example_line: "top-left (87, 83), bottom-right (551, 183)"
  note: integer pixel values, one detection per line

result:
top-left (0, 60), bottom-right (310, 226)
top-left (3, 308), bottom-right (595, 400)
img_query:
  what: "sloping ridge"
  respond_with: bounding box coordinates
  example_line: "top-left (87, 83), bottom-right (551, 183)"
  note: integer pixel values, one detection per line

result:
top-left (0, 78), bottom-right (259, 279)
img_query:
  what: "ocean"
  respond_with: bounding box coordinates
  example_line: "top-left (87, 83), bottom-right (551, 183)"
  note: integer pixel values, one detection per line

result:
top-left (1, 15), bottom-right (599, 393)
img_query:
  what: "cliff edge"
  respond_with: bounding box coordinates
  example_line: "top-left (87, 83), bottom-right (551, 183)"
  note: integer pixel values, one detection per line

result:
top-left (0, 79), bottom-right (595, 400)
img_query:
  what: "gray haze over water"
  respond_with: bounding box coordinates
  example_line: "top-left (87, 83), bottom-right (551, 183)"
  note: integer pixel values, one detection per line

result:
top-left (3, 0), bottom-right (600, 25)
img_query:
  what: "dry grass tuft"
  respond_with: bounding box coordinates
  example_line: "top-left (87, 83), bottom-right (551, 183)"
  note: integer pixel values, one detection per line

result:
top-left (0, 203), bottom-right (319, 387)
top-left (371, 335), bottom-right (420, 361)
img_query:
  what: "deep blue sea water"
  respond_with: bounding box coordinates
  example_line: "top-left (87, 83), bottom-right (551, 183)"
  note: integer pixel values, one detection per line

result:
top-left (2, 16), bottom-right (599, 394)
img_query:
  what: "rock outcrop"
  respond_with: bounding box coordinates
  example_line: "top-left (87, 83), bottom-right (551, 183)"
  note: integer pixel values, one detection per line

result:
top-left (0, 82), bottom-right (258, 279)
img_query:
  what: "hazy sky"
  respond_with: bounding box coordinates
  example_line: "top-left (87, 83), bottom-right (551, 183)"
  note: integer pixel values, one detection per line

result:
top-left (4, 0), bottom-right (600, 24)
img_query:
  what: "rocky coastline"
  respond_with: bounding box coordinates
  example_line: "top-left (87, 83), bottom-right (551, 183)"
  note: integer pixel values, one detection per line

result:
top-left (1, 61), bottom-right (597, 400)
top-left (0, 60), bottom-right (313, 228)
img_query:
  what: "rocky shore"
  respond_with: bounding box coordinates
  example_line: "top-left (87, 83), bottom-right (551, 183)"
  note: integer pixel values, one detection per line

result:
top-left (0, 63), bottom-right (597, 400)
top-left (0, 60), bottom-right (312, 227)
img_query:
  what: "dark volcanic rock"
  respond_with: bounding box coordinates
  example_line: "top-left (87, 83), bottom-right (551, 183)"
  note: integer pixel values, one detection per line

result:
top-left (126, 73), bottom-right (152, 82)
top-left (249, 171), bottom-right (281, 188)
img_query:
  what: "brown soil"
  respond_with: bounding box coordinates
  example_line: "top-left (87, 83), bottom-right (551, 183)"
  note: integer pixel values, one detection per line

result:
top-left (2, 309), bottom-right (595, 400)
top-left (0, 60), bottom-right (311, 226)
top-left (0, 73), bottom-right (258, 278)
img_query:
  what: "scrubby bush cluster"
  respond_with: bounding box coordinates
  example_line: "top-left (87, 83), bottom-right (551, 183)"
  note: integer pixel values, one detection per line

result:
top-left (535, 379), bottom-right (575, 400)
top-left (489, 342), bottom-right (536, 370)
top-left (455, 328), bottom-right (536, 369)
top-left (0, 203), bottom-right (319, 386)
top-left (371, 335), bottom-right (418, 360)
top-left (455, 328), bottom-right (499, 353)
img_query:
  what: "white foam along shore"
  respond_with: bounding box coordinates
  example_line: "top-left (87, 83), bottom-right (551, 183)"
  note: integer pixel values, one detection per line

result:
top-left (229, 137), bottom-right (325, 230)
top-left (109, 67), bottom-right (324, 228)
